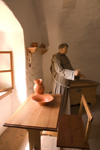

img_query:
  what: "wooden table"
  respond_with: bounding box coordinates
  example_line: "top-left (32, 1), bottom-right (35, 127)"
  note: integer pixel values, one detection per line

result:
top-left (3, 93), bottom-right (62, 150)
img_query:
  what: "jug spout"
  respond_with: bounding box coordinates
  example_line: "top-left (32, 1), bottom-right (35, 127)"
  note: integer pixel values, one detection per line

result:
top-left (34, 79), bottom-right (42, 84)
top-left (33, 79), bottom-right (45, 94)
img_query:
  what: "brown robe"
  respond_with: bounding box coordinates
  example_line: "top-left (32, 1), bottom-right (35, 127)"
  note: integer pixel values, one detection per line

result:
top-left (50, 52), bottom-right (75, 114)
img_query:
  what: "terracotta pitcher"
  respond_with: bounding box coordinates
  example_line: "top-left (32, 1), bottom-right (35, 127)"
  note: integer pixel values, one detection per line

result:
top-left (33, 79), bottom-right (45, 95)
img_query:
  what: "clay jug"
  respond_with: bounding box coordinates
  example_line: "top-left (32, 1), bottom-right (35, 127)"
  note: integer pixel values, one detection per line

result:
top-left (33, 79), bottom-right (45, 94)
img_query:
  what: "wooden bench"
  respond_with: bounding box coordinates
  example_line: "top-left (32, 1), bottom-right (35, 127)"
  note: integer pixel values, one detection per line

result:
top-left (0, 128), bottom-right (28, 150)
top-left (57, 94), bottom-right (93, 150)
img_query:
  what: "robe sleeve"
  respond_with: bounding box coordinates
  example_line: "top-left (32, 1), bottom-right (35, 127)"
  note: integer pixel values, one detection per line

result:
top-left (54, 61), bottom-right (75, 80)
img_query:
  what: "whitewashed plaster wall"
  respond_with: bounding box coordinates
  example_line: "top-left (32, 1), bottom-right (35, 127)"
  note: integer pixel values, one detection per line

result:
top-left (33, 0), bottom-right (100, 94)
top-left (0, 0), bottom-right (26, 135)
top-left (4, 0), bottom-right (43, 96)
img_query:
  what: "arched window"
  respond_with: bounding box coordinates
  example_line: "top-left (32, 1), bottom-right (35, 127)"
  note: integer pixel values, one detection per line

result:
top-left (0, 1), bottom-right (26, 101)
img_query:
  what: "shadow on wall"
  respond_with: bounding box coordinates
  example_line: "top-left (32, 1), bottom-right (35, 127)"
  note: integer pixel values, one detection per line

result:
top-left (33, 0), bottom-right (49, 47)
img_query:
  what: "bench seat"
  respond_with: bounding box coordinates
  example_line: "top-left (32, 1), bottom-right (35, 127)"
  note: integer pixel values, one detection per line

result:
top-left (57, 95), bottom-right (93, 150)
top-left (57, 114), bottom-right (89, 149)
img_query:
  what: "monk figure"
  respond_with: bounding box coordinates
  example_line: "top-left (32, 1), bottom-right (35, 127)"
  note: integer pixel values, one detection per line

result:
top-left (50, 43), bottom-right (85, 114)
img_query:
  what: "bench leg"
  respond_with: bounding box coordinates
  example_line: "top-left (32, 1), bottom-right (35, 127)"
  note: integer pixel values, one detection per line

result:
top-left (27, 129), bottom-right (41, 150)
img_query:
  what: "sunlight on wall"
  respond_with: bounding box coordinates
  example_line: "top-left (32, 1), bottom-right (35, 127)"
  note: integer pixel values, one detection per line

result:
top-left (0, 0), bottom-right (26, 103)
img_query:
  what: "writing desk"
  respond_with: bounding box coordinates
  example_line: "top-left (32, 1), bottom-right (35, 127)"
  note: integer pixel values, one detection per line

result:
top-left (3, 93), bottom-right (62, 150)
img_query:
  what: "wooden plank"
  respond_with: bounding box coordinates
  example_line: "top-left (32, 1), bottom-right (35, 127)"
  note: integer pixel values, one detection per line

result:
top-left (27, 129), bottom-right (41, 150)
top-left (36, 47), bottom-right (48, 55)
top-left (70, 86), bottom-right (97, 105)
top-left (81, 95), bottom-right (93, 120)
top-left (70, 80), bottom-right (98, 105)
top-left (57, 114), bottom-right (89, 149)
top-left (3, 93), bottom-right (34, 124)
top-left (44, 131), bottom-right (58, 137)
top-left (0, 89), bottom-right (12, 100)
top-left (71, 115), bottom-right (86, 147)
top-left (0, 51), bottom-right (12, 53)
top-left (70, 80), bottom-right (98, 88)
top-left (0, 128), bottom-right (28, 150)
top-left (33, 96), bottom-right (61, 130)
top-left (78, 95), bottom-right (93, 144)
top-left (10, 51), bottom-right (14, 88)
top-left (0, 70), bottom-right (11, 72)
top-left (4, 94), bottom-right (61, 131)
top-left (27, 47), bottom-right (48, 55)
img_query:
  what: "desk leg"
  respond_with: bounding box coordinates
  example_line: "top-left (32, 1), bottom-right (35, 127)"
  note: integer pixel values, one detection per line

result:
top-left (27, 129), bottom-right (41, 150)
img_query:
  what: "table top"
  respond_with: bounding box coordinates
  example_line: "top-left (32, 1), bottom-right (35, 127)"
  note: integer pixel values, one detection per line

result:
top-left (3, 93), bottom-right (62, 131)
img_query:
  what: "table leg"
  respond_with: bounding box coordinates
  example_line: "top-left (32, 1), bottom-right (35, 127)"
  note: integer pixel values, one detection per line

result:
top-left (66, 90), bottom-right (71, 115)
top-left (27, 129), bottom-right (41, 150)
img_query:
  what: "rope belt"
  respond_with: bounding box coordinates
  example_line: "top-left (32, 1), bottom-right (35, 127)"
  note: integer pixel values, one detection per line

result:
top-left (52, 76), bottom-right (70, 88)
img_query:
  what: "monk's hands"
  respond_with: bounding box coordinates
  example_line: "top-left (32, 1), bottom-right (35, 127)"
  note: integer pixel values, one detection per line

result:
top-left (74, 69), bottom-right (81, 76)
top-left (74, 69), bottom-right (85, 79)
top-left (79, 74), bottom-right (85, 79)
